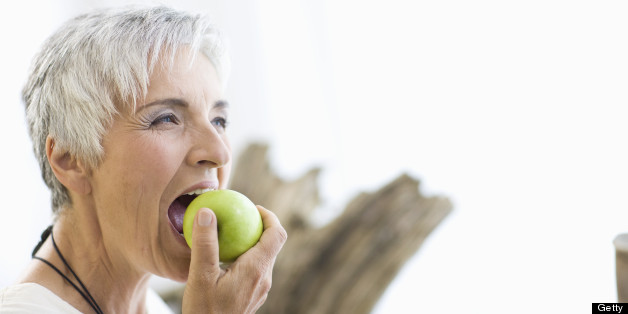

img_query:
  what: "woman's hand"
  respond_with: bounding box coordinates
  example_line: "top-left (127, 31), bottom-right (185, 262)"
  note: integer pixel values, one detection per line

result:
top-left (182, 206), bottom-right (287, 313)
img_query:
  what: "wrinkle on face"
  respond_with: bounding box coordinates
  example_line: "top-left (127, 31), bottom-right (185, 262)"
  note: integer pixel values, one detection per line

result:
top-left (85, 48), bottom-right (230, 282)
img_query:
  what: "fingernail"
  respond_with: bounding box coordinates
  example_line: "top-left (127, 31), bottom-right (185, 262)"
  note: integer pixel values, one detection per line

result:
top-left (198, 209), bottom-right (212, 226)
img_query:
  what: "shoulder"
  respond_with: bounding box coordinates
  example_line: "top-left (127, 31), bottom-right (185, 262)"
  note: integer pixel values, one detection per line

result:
top-left (0, 283), bottom-right (174, 314)
top-left (0, 283), bottom-right (81, 314)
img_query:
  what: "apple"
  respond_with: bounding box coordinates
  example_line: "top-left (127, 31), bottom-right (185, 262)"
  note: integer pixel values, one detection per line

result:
top-left (183, 189), bottom-right (263, 262)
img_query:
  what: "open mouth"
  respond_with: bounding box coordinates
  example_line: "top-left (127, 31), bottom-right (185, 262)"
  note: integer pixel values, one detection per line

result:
top-left (168, 188), bottom-right (215, 234)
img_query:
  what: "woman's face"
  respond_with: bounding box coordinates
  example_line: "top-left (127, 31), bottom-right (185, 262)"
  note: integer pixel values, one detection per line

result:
top-left (88, 49), bottom-right (231, 281)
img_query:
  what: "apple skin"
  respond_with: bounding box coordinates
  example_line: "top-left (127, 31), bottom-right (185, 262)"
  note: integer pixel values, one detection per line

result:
top-left (183, 189), bottom-right (263, 262)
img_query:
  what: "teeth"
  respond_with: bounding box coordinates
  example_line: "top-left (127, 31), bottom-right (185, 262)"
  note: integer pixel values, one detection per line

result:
top-left (185, 188), bottom-right (215, 195)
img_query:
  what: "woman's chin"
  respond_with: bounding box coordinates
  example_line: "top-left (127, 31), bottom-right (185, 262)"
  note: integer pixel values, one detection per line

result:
top-left (166, 269), bottom-right (190, 283)
top-left (152, 221), bottom-right (192, 282)
top-left (156, 256), bottom-right (191, 283)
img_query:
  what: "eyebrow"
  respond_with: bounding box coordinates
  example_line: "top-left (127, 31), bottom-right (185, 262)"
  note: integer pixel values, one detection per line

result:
top-left (138, 98), bottom-right (229, 112)
top-left (213, 100), bottom-right (229, 110)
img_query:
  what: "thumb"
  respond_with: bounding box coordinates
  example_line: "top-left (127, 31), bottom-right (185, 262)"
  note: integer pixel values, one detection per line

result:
top-left (188, 208), bottom-right (220, 282)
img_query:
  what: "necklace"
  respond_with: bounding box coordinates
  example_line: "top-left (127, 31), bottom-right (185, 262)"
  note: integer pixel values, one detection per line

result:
top-left (32, 225), bottom-right (104, 314)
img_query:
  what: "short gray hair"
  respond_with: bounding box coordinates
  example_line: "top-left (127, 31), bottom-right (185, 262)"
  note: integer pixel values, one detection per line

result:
top-left (23, 6), bottom-right (230, 215)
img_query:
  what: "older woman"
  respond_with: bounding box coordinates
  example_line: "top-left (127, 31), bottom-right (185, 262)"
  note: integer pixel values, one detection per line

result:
top-left (0, 5), bottom-right (286, 314)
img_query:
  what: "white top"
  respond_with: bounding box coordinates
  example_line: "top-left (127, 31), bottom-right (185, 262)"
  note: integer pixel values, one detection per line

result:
top-left (0, 283), bottom-right (174, 313)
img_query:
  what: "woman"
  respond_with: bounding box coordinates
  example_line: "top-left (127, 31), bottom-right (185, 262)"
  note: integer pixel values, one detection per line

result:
top-left (0, 5), bottom-right (286, 313)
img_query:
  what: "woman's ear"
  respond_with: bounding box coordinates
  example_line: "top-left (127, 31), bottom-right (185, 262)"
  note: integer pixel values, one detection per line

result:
top-left (46, 136), bottom-right (92, 195)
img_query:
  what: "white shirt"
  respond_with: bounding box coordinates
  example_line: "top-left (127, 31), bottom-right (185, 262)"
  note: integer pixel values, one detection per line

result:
top-left (0, 283), bottom-right (174, 313)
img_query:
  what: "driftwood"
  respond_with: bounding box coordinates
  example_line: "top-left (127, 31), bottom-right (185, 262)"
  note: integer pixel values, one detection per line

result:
top-left (615, 234), bottom-right (628, 301)
top-left (228, 143), bottom-right (453, 314)
top-left (159, 143), bottom-right (452, 312)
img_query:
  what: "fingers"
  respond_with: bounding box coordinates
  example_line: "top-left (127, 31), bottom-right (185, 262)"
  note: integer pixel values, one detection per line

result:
top-left (182, 205), bottom-right (285, 314)
top-left (258, 206), bottom-right (288, 256)
top-left (242, 206), bottom-right (287, 265)
top-left (188, 208), bottom-right (221, 284)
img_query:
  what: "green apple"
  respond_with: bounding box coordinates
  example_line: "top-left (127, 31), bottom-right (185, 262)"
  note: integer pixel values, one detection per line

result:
top-left (183, 189), bottom-right (263, 262)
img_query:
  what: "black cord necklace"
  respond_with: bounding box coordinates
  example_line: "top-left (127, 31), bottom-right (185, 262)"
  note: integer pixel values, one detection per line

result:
top-left (32, 225), bottom-right (104, 314)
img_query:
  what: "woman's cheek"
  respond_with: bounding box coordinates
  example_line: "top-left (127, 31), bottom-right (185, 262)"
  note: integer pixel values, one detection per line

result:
top-left (219, 162), bottom-right (231, 189)
top-left (145, 140), bottom-right (185, 173)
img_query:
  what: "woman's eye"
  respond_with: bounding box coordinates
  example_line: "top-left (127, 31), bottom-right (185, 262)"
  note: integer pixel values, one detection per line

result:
top-left (150, 113), bottom-right (178, 127)
top-left (212, 117), bottom-right (229, 130)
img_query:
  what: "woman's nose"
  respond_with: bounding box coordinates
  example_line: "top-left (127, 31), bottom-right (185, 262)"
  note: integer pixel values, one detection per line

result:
top-left (186, 124), bottom-right (231, 168)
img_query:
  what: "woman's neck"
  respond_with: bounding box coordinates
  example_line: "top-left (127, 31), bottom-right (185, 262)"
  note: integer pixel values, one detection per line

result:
top-left (23, 206), bottom-right (152, 313)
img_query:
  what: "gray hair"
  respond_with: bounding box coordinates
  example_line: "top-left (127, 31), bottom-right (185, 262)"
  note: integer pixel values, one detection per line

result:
top-left (22, 6), bottom-right (230, 215)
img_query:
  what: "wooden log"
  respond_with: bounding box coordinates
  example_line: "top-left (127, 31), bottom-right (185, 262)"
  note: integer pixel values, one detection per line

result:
top-left (615, 234), bottom-right (628, 301)
top-left (229, 144), bottom-right (320, 230)
top-left (228, 143), bottom-right (453, 314)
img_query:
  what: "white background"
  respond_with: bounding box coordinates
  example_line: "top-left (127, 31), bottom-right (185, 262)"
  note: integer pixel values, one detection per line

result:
top-left (1, 1), bottom-right (627, 313)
